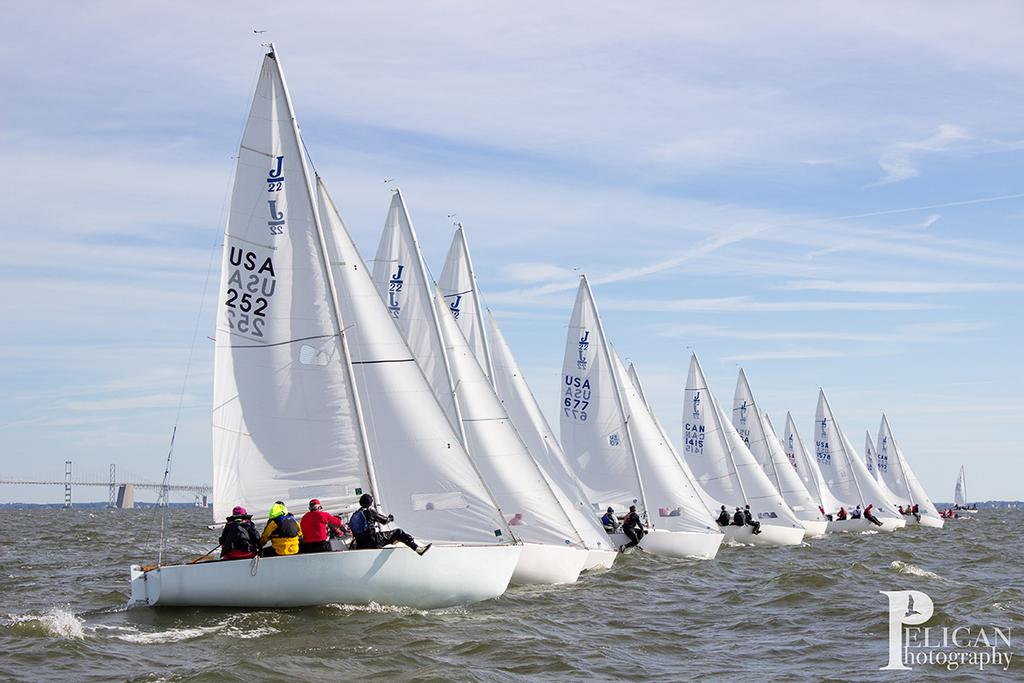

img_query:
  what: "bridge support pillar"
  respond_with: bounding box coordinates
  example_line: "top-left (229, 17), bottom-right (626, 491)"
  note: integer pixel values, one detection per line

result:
top-left (116, 484), bottom-right (135, 509)
top-left (64, 460), bottom-right (72, 509)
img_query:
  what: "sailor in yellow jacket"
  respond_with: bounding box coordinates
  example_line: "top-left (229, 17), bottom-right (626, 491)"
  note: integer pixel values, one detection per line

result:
top-left (260, 501), bottom-right (302, 556)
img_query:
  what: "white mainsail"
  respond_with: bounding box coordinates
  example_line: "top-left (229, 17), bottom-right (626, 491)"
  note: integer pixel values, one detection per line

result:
top-left (560, 277), bottom-right (645, 514)
top-left (212, 51), bottom-right (367, 521)
top-left (814, 391), bottom-right (901, 521)
top-left (782, 411), bottom-right (840, 515)
top-left (318, 180), bottom-right (515, 545)
top-left (682, 354), bottom-right (805, 541)
top-left (877, 414), bottom-right (943, 526)
top-left (732, 371), bottom-right (822, 522)
top-left (438, 226), bottom-right (494, 384)
top-left (954, 466), bottom-right (968, 507)
top-left (371, 191), bottom-right (463, 438)
top-left (485, 310), bottom-right (615, 562)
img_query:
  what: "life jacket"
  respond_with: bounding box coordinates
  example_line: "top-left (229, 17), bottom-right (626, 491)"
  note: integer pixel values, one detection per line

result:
top-left (270, 513), bottom-right (300, 538)
top-left (221, 520), bottom-right (258, 554)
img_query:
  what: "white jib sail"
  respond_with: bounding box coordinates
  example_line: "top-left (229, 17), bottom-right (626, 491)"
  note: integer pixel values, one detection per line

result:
top-left (732, 371), bottom-right (822, 521)
top-left (438, 227), bottom-right (494, 384)
top-left (609, 351), bottom-right (717, 534)
top-left (865, 432), bottom-right (901, 508)
top-left (683, 355), bottom-right (803, 528)
top-left (317, 179), bottom-right (512, 545)
top-left (954, 466), bottom-right (968, 507)
top-left (371, 191), bottom-right (463, 439)
top-left (814, 391), bottom-right (900, 518)
top-left (560, 277), bottom-right (647, 516)
top-left (212, 51), bottom-right (367, 522)
top-left (626, 361), bottom-right (719, 520)
top-left (877, 414), bottom-right (941, 520)
top-left (486, 311), bottom-right (612, 550)
top-left (782, 411), bottom-right (840, 514)
top-left (434, 288), bottom-right (585, 548)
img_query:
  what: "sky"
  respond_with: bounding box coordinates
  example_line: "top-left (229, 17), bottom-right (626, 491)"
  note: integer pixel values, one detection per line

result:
top-left (2, 3), bottom-right (1022, 504)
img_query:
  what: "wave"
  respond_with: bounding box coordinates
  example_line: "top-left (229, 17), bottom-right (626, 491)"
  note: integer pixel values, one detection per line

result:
top-left (889, 560), bottom-right (943, 580)
top-left (326, 601), bottom-right (468, 617)
top-left (4, 607), bottom-right (85, 639)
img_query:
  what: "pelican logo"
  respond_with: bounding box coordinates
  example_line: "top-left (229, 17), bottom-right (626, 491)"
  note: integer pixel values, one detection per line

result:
top-left (577, 330), bottom-right (590, 370)
top-left (449, 294), bottom-right (462, 319)
top-left (387, 264), bottom-right (405, 318)
top-left (880, 590), bottom-right (1012, 671)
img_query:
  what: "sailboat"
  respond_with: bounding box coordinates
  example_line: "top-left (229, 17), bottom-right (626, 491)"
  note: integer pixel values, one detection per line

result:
top-left (953, 466), bottom-right (977, 512)
top-left (732, 371), bottom-right (827, 538)
top-left (876, 415), bottom-right (943, 528)
top-left (782, 411), bottom-right (840, 528)
top-left (437, 227), bottom-right (617, 571)
top-left (372, 196), bottom-right (590, 585)
top-left (865, 431), bottom-right (904, 511)
top-left (682, 355), bottom-right (806, 546)
top-left (128, 46), bottom-right (521, 609)
top-left (814, 391), bottom-right (905, 532)
top-left (560, 277), bottom-right (724, 558)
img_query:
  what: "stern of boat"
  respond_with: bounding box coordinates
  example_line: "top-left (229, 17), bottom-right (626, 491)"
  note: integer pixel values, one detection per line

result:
top-left (128, 564), bottom-right (159, 607)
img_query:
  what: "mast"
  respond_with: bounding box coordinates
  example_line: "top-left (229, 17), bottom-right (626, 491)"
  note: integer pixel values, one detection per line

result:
top-left (396, 189), bottom-right (471, 450)
top-left (270, 45), bottom-right (382, 505)
top-left (583, 276), bottom-right (651, 522)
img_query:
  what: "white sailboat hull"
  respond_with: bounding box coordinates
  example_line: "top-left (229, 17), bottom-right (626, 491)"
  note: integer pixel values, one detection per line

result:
top-left (583, 548), bottom-right (618, 571)
top-left (799, 519), bottom-right (829, 538)
top-left (904, 515), bottom-right (945, 529)
top-left (129, 545), bottom-right (521, 610)
top-left (721, 524), bottom-right (805, 546)
top-left (826, 517), bottom-right (905, 533)
top-left (510, 544), bottom-right (588, 585)
top-left (608, 529), bottom-right (723, 559)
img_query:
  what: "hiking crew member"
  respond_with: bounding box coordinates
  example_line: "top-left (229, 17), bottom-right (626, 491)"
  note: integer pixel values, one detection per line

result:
top-left (743, 505), bottom-right (762, 535)
top-left (851, 505), bottom-right (862, 519)
top-left (732, 507), bottom-right (745, 526)
top-left (836, 507), bottom-right (848, 521)
top-left (601, 507), bottom-right (620, 533)
top-left (619, 505), bottom-right (645, 551)
top-left (716, 505), bottom-right (731, 527)
top-left (863, 503), bottom-right (883, 527)
top-left (349, 493), bottom-right (431, 556)
top-left (299, 498), bottom-right (344, 554)
top-left (911, 504), bottom-right (921, 522)
top-left (260, 501), bottom-right (302, 557)
top-left (219, 505), bottom-right (261, 560)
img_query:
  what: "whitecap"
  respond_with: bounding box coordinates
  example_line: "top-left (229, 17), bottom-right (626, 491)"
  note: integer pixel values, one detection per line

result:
top-left (326, 601), bottom-right (467, 617)
top-left (859, 530), bottom-right (879, 535)
top-left (890, 560), bottom-right (943, 580)
top-left (7, 608), bottom-right (85, 639)
top-left (108, 624), bottom-right (222, 644)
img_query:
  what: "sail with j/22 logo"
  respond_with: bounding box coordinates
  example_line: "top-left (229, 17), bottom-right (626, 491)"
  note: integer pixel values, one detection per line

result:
top-left (438, 226), bottom-right (494, 384)
top-left (371, 191), bottom-right (463, 438)
top-left (212, 50), bottom-right (364, 519)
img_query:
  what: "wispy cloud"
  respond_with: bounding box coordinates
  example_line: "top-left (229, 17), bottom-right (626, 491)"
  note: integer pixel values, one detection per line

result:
top-left (779, 280), bottom-right (1024, 294)
top-left (874, 124), bottom-right (971, 185)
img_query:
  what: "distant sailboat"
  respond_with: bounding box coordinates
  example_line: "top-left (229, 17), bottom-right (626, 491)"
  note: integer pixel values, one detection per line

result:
top-left (875, 415), bottom-right (943, 528)
top-left (682, 355), bottom-right (806, 546)
top-left (814, 391), bottom-right (904, 532)
top-left (953, 466), bottom-right (977, 512)
top-left (129, 46), bottom-right (520, 609)
top-left (732, 371), bottom-right (827, 538)
top-left (559, 277), bottom-right (724, 558)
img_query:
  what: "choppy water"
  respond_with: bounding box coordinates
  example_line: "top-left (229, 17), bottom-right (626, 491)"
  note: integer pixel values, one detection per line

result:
top-left (1, 508), bottom-right (1020, 681)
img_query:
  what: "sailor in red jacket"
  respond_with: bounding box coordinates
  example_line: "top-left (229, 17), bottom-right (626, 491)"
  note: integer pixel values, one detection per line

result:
top-left (299, 499), bottom-right (344, 553)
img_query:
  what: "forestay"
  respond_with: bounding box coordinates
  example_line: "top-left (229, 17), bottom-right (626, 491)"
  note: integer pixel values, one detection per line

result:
top-left (371, 191), bottom-right (462, 438)
top-left (317, 179), bottom-right (511, 545)
top-left (732, 371), bottom-right (821, 520)
top-left (683, 355), bottom-right (803, 527)
top-left (212, 52), bottom-right (365, 521)
top-left (560, 277), bottom-right (646, 516)
top-left (877, 415), bottom-right (941, 520)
